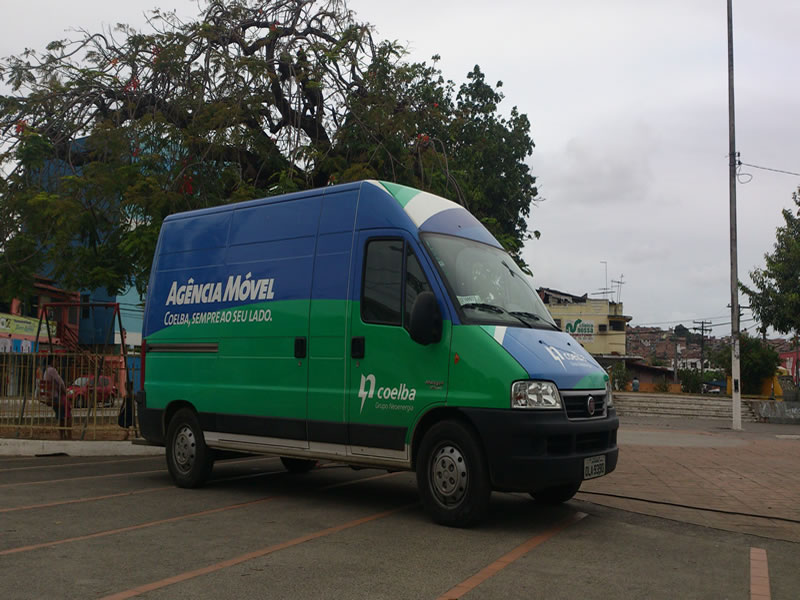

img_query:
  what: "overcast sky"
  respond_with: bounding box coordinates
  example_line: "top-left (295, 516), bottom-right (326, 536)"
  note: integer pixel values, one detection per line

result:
top-left (2, 1), bottom-right (798, 337)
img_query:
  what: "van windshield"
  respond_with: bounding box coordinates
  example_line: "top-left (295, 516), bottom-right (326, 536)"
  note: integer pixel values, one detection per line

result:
top-left (422, 233), bottom-right (557, 329)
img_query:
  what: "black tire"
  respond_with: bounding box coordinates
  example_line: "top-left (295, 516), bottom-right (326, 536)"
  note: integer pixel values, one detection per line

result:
top-left (529, 481), bottom-right (582, 505)
top-left (416, 420), bottom-right (491, 527)
top-left (165, 408), bottom-right (214, 488)
top-left (280, 457), bottom-right (318, 473)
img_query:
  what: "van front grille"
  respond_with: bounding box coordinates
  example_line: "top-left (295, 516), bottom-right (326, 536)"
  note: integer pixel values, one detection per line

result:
top-left (561, 390), bottom-right (607, 420)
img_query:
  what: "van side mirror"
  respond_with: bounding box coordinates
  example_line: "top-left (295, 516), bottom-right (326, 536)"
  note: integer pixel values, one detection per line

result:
top-left (408, 292), bottom-right (442, 345)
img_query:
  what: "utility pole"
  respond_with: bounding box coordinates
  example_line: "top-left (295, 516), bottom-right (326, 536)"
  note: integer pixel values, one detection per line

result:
top-left (672, 335), bottom-right (680, 384)
top-left (727, 0), bottom-right (742, 430)
top-left (693, 319), bottom-right (712, 386)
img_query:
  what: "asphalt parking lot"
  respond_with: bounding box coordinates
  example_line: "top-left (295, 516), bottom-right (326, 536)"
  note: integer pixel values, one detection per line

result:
top-left (1, 428), bottom-right (798, 600)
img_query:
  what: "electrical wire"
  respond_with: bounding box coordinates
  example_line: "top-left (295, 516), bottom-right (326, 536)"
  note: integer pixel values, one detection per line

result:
top-left (632, 314), bottom-right (742, 327)
top-left (576, 490), bottom-right (800, 525)
top-left (738, 161), bottom-right (800, 178)
top-left (706, 317), bottom-right (756, 328)
top-left (736, 163), bottom-right (753, 184)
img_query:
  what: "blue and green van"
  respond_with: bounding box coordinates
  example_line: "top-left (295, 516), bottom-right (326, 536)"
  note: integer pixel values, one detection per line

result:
top-left (137, 180), bottom-right (618, 526)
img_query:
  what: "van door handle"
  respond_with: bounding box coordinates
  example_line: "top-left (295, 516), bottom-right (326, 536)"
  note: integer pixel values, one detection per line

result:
top-left (294, 337), bottom-right (307, 359)
top-left (351, 337), bottom-right (365, 359)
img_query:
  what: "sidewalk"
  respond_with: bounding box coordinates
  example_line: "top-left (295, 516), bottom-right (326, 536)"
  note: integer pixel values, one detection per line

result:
top-left (579, 416), bottom-right (800, 542)
top-left (0, 437), bottom-right (162, 456)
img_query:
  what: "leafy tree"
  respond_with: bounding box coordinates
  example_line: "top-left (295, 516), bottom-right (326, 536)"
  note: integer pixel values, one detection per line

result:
top-left (678, 368), bottom-right (725, 394)
top-left (678, 369), bottom-right (703, 394)
top-left (742, 189), bottom-right (800, 340)
top-left (674, 323), bottom-right (701, 345)
top-left (0, 0), bottom-right (538, 298)
top-left (609, 361), bottom-right (629, 391)
top-left (712, 333), bottom-right (780, 395)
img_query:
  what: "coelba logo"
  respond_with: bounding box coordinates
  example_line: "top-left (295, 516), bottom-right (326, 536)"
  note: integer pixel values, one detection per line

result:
top-left (165, 273), bottom-right (275, 307)
top-left (358, 373), bottom-right (417, 413)
top-left (544, 344), bottom-right (590, 371)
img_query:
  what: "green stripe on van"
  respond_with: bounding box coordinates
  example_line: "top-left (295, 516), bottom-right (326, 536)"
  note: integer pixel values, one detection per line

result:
top-left (573, 372), bottom-right (609, 390)
top-left (379, 181), bottom-right (421, 208)
top-left (480, 325), bottom-right (508, 345)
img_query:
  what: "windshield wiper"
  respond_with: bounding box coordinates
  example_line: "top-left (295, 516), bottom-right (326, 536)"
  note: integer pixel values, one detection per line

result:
top-left (461, 302), bottom-right (505, 314)
top-left (461, 303), bottom-right (532, 328)
top-left (509, 311), bottom-right (559, 330)
top-left (509, 311), bottom-right (543, 321)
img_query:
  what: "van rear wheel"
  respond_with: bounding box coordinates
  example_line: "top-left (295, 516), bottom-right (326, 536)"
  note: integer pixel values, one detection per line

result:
top-left (166, 408), bottom-right (214, 488)
top-left (417, 420), bottom-right (491, 527)
top-left (280, 457), bottom-right (317, 473)
top-left (529, 482), bottom-right (581, 505)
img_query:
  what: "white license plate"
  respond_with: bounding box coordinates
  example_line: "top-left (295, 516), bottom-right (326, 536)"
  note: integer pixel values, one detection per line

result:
top-left (583, 455), bottom-right (606, 480)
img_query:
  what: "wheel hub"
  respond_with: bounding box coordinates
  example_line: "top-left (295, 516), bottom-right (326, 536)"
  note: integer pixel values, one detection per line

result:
top-left (173, 425), bottom-right (196, 473)
top-left (431, 444), bottom-right (468, 505)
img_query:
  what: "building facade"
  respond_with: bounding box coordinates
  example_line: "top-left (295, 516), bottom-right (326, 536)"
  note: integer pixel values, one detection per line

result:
top-left (539, 288), bottom-right (631, 356)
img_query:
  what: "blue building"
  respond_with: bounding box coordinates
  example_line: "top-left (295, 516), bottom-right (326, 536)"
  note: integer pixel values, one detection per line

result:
top-left (78, 287), bottom-right (143, 349)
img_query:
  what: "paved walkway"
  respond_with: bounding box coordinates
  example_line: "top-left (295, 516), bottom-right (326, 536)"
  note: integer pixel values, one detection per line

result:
top-left (580, 416), bottom-right (800, 542)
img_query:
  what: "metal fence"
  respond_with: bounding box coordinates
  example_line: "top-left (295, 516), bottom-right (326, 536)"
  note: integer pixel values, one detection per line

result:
top-left (0, 352), bottom-right (138, 440)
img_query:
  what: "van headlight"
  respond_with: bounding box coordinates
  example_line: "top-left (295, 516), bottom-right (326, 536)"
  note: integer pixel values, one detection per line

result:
top-left (605, 379), bottom-right (614, 408)
top-left (511, 381), bottom-right (562, 409)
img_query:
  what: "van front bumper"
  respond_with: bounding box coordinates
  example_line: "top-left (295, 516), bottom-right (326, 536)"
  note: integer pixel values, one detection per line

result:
top-left (461, 407), bottom-right (619, 493)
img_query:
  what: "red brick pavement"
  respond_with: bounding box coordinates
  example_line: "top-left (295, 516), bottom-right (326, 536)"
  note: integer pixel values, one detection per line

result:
top-left (578, 424), bottom-right (800, 542)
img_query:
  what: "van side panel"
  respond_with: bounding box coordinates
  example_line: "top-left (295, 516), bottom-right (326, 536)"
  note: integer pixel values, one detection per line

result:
top-left (306, 189), bottom-right (358, 442)
top-left (145, 211), bottom-right (231, 416)
top-left (213, 197), bottom-right (319, 423)
top-left (145, 195), bottom-right (322, 435)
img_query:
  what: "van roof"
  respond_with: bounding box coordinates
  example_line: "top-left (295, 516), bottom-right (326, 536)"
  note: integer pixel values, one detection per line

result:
top-left (162, 180), bottom-right (502, 248)
top-left (378, 181), bottom-right (502, 248)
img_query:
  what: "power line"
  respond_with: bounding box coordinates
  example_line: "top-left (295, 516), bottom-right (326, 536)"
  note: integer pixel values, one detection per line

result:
top-left (631, 313), bottom-right (745, 327)
top-left (738, 161), bottom-right (800, 178)
top-left (705, 317), bottom-right (756, 328)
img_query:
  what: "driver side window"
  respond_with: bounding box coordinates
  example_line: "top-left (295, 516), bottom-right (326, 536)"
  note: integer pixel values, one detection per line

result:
top-left (361, 239), bottom-right (433, 328)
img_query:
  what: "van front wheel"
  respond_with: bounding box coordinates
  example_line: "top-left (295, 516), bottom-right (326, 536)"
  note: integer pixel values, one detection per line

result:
top-left (417, 421), bottom-right (491, 527)
top-left (166, 408), bottom-right (214, 488)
